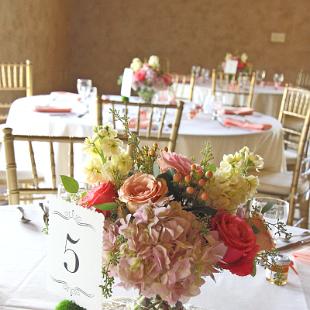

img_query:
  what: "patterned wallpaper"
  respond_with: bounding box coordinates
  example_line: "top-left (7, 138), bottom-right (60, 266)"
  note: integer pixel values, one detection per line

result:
top-left (1, 0), bottom-right (309, 94)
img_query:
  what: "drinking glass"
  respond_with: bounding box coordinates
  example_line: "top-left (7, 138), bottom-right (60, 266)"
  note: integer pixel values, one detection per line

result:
top-left (251, 197), bottom-right (289, 237)
top-left (256, 70), bottom-right (266, 85)
top-left (77, 79), bottom-right (92, 110)
top-left (210, 94), bottom-right (223, 120)
top-left (273, 73), bottom-right (284, 89)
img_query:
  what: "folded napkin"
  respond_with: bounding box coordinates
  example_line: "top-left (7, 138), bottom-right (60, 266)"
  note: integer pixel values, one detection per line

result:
top-left (293, 250), bottom-right (310, 262)
top-left (221, 107), bottom-right (254, 116)
top-left (223, 117), bottom-right (272, 131)
top-left (34, 106), bottom-right (72, 113)
top-left (129, 118), bottom-right (158, 130)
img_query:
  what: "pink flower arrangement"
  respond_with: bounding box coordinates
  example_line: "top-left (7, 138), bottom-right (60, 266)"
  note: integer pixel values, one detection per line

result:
top-left (222, 52), bottom-right (252, 74)
top-left (103, 202), bottom-right (227, 305)
top-left (60, 126), bottom-right (281, 309)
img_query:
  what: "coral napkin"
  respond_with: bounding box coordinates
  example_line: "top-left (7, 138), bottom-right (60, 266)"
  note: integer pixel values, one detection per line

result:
top-left (128, 118), bottom-right (158, 130)
top-left (293, 250), bottom-right (310, 263)
top-left (223, 117), bottom-right (272, 131)
top-left (34, 106), bottom-right (72, 113)
top-left (221, 107), bottom-right (254, 116)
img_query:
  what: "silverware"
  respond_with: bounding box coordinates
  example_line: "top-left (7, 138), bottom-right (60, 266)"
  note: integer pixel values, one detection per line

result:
top-left (17, 206), bottom-right (31, 223)
top-left (77, 111), bottom-right (89, 118)
top-left (277, 236), bottom-right (310, 251)
top-left (281, 231), bottom-right (310, 242)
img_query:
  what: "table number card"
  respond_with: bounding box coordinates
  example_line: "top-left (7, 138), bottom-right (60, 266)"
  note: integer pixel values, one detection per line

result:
top-left (48, 198), bottom-right (103, 310)
top-left (224, 60), bottom-right (238, 75)
top-left (121, 68), bottom-right (133, 97)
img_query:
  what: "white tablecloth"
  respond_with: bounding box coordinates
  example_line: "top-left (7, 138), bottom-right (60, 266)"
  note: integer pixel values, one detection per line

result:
top-left (176, 81), bottom-right (284, 118)
top-left (0, 205), bottom-right (309, 310)
top-left (1, 94), bottom-right (286, 185)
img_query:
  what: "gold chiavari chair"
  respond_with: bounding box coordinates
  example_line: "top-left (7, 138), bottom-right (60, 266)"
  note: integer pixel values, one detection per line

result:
top-left (296, 70), bottom-right (310, 90)
top-left (257, 86), bottom-right (310, 228)
top-left (98, 98), bottom-right (184, 152)
top-left (278, 86), bottom-right (310, 168)
top-left (2, 127), bottom-right (130, 205)
top-left (171, 72), bottom-right (196, 101)
top-left (0, 60), bottom-right (33, 123)
top-left (211, 69), bottom-right (256, 108)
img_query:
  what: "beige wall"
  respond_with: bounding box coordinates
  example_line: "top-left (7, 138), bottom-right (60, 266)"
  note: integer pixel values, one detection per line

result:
top-left (0, 0), bottom-right (71, 94)
top-left (68, 0), bottom-right (310, 94)
top-left (1, 0), bottom-right (310, 94)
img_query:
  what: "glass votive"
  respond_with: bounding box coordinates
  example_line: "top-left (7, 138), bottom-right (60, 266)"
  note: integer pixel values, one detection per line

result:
top-left (266, 254), bottom-right (291, 286)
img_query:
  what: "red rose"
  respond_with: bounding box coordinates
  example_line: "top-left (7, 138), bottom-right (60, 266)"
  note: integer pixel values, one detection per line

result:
top-left (212, 212), bottom-right (259, 276)
top-left (237, 60), bottom-right (246, 70)
top-left (134, 70), bottom-right (146, 82)
top-left (80, 182), bottom-right (117, 217)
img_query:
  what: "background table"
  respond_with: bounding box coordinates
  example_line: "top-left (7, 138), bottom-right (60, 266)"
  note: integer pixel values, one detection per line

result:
top-left (1, 94), bottom-right (286, 185)
top-left (176, 81), bottom-right (284, 118)
top-left (0, 205), bottom-right (309, 310)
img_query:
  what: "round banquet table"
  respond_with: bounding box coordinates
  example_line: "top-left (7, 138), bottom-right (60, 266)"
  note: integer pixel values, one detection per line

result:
top-left (176, 81), bottom-right (284, 118)
top-left (0, 204), bottom-right (309, 310)
top-left (1, 94), bottom-right (286, 185)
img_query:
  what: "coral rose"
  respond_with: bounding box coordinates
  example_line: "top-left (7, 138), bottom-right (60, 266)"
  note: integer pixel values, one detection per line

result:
top-left (118, 173), bottom-right (168, 213)
top-left (80, 181), bottom-right (117, 217)
top-left (212, 212), bottom-right (259, 276)
top-left (157, 151), bottom-right (192, 176)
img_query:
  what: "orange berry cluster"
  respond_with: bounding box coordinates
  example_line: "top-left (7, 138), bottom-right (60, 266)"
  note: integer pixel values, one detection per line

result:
top-left (172, 164), bottom-right (213, 202)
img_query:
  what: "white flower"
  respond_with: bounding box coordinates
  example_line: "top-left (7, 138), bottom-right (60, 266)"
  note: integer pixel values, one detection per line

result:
top-left (94, 124), bottom-right (117, 139)
top-left (83, 156), bottom-right (104, 184)
top-left (240, 53), bottom-right (248, 63)
top-left (148, 55), bottom-right (160, 69)
top-left (101, 137), bottom-right (123, 157)
top-left (130, 58), bottom-right (143, 72)
top-left (225, 53), bottom-right (233, 62)
top-left (111, 152), bottom-right (133, 175)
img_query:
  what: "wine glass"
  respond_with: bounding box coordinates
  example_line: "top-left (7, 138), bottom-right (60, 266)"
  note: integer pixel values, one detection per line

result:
top-left (251, 197), bottom-right (289, 238)
top-left (77, 79), bottom-right (92, 110)
top-left (256, 70), bottom-right (266, 85)
top-left (273, 73), bottom-right (284, 89)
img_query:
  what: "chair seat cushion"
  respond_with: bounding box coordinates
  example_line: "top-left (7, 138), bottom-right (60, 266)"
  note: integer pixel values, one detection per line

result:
top-left (258, 171), bottom-right (309, 196)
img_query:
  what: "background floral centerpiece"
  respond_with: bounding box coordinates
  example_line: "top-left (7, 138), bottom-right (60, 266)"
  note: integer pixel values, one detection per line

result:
top-left (222, 52), bottom-right (252, 74)
top-left (58, 114), bottom-right (285, 310)
top-left (127, 55), bottom-right (172, 102)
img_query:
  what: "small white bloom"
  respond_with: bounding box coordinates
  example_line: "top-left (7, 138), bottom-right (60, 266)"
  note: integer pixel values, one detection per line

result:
top-left (225, 53), bottom-right (233, 62)
top-left (111, 152), bottom-right (133, 175)
top-left (101, 137), bottom-right (123, 157)
top-left (83, 156), bottom-right (104, 184)
top-left (241, 53), bottom-right (248, 63)
top-left (130, 58), bottom-right (143, 72)
top-left (148, 55), bottom-right (160, 69)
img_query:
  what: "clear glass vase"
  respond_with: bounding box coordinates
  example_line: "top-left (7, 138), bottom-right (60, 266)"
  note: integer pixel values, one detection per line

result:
top-left (131, 295), bottom-right (185, 310)
top-left (137, 87), bottom-right (156, 103)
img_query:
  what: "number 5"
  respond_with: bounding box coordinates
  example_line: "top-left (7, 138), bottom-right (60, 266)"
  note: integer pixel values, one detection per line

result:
top-left (64, 233), bottom-right (80, 273)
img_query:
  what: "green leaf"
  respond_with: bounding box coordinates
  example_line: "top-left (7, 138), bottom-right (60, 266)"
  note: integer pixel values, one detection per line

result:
top-left (55, 299), bottom-right (86, 310)
top-left (94, 202), bottom-right (118, 211)
top-left (261, 202), bottom-right (274, 214)
top-left (251, 261), bottom-right (257, 277)
top-left (206, 163), bottom-right (217, 172)
top-left (252, 224), bottom-right (260, 234)
top-left (60, 175), bottom-right (79, 194)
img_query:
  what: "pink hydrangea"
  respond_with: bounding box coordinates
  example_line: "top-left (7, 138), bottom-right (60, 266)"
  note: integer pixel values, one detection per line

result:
top-left (157, 151), bottom-right (192, 176)
top-left (103, 202), bottom-right (226, 305)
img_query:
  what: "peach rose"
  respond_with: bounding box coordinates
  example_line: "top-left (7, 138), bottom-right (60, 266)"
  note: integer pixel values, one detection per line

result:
top-left (157, 151), bottom-right (192, 176)
top-left (119, 173), bottom-right (168, 213)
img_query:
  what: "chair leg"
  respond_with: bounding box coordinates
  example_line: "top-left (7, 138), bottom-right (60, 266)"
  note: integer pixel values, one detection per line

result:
top-left (299, 196), bottom-right (310, 229)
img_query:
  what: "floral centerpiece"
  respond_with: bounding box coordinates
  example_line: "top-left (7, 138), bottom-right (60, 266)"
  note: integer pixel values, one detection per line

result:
top-left (222, 52), bottom-right (252, 74)
top-left (57, 112), bottom-right (288, 310)
top-left (123, 55), bottom-right (172, 102)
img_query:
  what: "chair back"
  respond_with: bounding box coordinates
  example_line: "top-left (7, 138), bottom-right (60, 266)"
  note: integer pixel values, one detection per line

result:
top-left (171, 72), bottom-right (196, 101)
top-left (0, 60), bottom-right (33, 123)
top-left (279, 87), bottom-right (310, 224)
top-left (296, 70), bottom-right (310, 90)
top-left (2, 127), bottom-right (130, 205)
top-left (97, 98), bottom-right (184, 152)
top-left (211, 69), bottom-right (256, 108)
